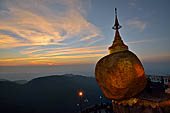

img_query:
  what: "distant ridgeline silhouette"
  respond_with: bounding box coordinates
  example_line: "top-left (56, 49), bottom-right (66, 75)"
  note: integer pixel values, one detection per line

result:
top-left (0, 74), bottom-right (110, 113)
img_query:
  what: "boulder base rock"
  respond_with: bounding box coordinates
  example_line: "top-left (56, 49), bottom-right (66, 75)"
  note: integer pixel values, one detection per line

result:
top-left (95, 50), bottom-right (146, 100)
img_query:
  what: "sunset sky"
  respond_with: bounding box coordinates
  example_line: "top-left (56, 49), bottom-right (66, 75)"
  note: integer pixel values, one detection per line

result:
top-left (0, 0), bottom-right (170, 79)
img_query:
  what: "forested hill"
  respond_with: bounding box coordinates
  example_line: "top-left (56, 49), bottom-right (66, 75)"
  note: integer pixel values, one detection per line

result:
top-left (0, 74), bottom-right (109, 113)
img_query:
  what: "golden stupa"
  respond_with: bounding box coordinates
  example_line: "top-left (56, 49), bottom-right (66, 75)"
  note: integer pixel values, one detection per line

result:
top-left (95, 8), bottom-right (147, 100)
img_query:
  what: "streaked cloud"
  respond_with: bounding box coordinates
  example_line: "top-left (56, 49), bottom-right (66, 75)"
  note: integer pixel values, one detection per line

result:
top-left (127, 38), bottom-right (169, 44)
top-left (127, 39), bottom-right (153, 44)
top-left (0, 33), bottom-right (21, 48)
top-left (127, 18), bottom-right (147, 31)
top-left (0, 45), bottom-right (107, 66)
top-left (141, 53), bottom-right (170, 62)
top-left (0, 54), bottom-right (105, 62)
top-left (0, 53), bottom-right (106, 66)
top-left (40, 46), bottom-right (106, 57)
top-left (0, 0), bottom-right (101, 48)
top-left (128, 0), bottom-right (137, 8)
top-left (0, 0), bottom-right (103, 65)
top-left (20, 45), bottom-right (107, 55)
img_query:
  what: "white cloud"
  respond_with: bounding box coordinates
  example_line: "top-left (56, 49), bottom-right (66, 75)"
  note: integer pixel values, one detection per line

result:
top-left (128, 0), bottom-right (137, 8)
top-left (127, 18), bottom-right (147, 31)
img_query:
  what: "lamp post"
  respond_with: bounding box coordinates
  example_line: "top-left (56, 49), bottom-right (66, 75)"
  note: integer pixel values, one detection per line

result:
top-left (78, 91), bottom-right (83, 113)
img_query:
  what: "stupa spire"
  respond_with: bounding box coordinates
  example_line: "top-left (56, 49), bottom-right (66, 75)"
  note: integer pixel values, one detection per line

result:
top-left (108, 8), bottom-right (128, 54)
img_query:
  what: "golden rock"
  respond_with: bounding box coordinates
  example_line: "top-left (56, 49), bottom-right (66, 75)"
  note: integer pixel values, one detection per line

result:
top-left (95, 8), bottom-right (146, 100)
top-left (95, 50), bottom-right (146, 100)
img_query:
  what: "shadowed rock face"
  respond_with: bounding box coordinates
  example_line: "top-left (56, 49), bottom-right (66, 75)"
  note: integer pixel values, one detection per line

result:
top-left (95, 50), bottom-right (147, 100)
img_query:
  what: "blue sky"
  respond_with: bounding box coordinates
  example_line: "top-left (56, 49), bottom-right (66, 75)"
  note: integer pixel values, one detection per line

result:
top-left (0, 0), bottom-right (170, 79)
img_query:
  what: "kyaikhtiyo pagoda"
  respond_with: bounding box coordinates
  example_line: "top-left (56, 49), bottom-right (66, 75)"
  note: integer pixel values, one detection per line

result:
top-left (95, 8), bottom-right (170, 113)
top-left (95, 8), bottom-right (146, 100)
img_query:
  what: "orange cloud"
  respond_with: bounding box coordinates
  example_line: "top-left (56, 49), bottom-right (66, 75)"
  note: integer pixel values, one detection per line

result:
top-left (0, 53), bottom-right (106, 66)
top-left (0, 44), bottom-right (107, 66)
top-left (0, 53), bottom-right (105, 62)
top-left (20, 45), bottom-right (107, 58)
top-left (0, 0), bottom-right (104, 66)
top-left (0, 34), bottom-right (21, 48)
top-left (0, 0), bottom-right (101, 48)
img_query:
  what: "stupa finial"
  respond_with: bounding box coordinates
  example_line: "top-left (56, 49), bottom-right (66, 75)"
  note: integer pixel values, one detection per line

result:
top-left (112, 8), bottom-right (122, 30)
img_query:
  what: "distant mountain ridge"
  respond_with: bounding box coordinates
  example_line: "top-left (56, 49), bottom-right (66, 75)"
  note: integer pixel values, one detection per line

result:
top-left (0, 74), bottom-right (108, 113)
top-left (14, 80), bottom-right (28, 84)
